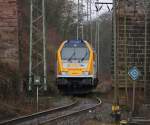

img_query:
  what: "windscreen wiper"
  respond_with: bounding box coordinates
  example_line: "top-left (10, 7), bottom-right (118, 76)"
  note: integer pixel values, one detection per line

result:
top-left (68, 49), bottom-right (75, 61)
top-left (81, 50), bottom-right (88, 62)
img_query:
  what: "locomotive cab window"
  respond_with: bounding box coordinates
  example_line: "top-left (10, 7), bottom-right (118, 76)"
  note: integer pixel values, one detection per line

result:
top-left (61, 47), bottom-right (90, 61)
top-left (61, 42), bottom-right (90, 61)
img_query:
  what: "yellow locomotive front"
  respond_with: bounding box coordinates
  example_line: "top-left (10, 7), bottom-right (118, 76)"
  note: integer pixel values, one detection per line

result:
top-left (56, 40), bottom-right (98, 93)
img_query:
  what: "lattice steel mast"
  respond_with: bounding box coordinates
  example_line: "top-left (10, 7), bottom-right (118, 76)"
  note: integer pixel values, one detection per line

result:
top-left (90, 0), bottom-right (92, 45)
top-left (29, 0), bottom-right (47, 91)
top-left (77, 0), bottom-right (79, 39)
top-left (113, 0), bottom-right (118, 105)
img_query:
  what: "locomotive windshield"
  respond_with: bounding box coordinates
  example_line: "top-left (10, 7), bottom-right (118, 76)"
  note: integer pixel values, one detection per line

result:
top-left (61, 46), bottom-right (90, 61)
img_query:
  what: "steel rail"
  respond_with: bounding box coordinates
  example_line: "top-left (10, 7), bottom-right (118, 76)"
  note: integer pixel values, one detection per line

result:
top-left (129, 119), bottom-right (150, 124)
top-left (129, 117), bottom-right (150, 123)
top-left (0, 99), bottom-right (78, 125)
top-left (40, 97), bottom-right (102, 125)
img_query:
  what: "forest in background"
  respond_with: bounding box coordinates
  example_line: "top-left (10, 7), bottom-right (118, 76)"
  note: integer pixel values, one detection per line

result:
top-left (0, 0), bottom-right (112, 99)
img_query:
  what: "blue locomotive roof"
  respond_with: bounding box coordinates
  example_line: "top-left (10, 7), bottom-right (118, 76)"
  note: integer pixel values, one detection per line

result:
top-left (64, 40), bottom-right (85, 47)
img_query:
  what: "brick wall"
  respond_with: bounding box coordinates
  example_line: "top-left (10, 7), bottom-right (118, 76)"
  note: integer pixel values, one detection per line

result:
top-left (145, 2), bottom-right (150, 103)
top-left (17, 0), bottom-right (29, 75)
top-left (116, 0), bottom-right (145, 87)
top-left (112, 0), bottom-right (150, 102)
top-left (0, 0), bottom-right (19, 70)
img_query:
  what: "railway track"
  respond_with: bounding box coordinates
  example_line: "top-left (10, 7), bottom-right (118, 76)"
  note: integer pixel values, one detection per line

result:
top-left (0, 97), bottom-right (102, 125)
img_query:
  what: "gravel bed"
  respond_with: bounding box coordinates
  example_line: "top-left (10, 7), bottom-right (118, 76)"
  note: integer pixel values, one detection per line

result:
top-left (44, 99), bottom-right (112, 125)
top-left (0, 96), bottom-right (74, 123)
top-left (1, 96), bottom-right (114, 125)
top-left (48, 96), bottom-right (73, 107)
top-left (15, 97), bottom-right (98, 125)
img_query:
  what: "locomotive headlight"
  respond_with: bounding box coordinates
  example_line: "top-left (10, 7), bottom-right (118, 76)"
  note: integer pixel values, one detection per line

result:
top-left (61, 72), bottom-right (67, 75)
top-left (82, 71), bottom-right (89, 75)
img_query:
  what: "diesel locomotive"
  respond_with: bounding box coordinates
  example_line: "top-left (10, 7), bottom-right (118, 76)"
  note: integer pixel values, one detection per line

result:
top-left (56, 40), bottom-right (98, 93)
